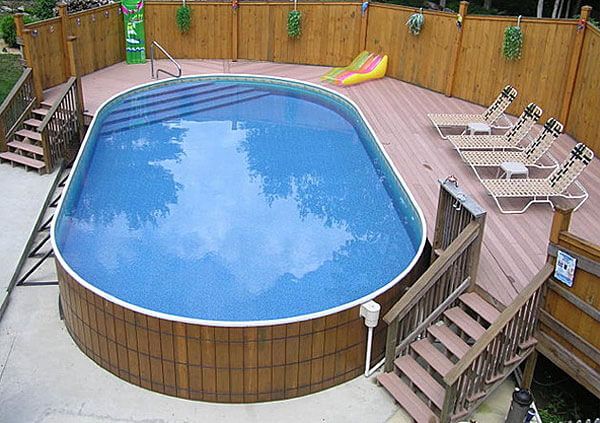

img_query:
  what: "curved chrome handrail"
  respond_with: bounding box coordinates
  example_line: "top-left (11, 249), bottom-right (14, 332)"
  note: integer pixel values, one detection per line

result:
top-left (150, 41), bottom-right (182, 79)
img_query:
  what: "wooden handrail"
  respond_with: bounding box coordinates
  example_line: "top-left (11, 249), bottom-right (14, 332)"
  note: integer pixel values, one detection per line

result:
top-left (39, 77), bottom-right (76, 131)
top-left (0, 68), bottom-right (33, 116)
top-left (443, 262), bottom-right (554, 386)
top-left (383, 220), bottom-right (480, 324)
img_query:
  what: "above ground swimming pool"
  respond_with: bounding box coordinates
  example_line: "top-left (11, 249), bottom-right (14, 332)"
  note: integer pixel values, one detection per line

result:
top-left (52, 75), bottom-right (426, 401)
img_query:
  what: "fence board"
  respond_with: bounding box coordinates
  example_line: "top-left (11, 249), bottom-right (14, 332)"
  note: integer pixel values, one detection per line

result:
top-left (453, 16), bottom-right (577, 120)
top-left (144, 2), bottom-right (232, 59)
top-left (24, 18), bottom-right (66, 89)
top-left (366, 4), bottom-right (456, 93)
top-left (566, 26), bottom-right (600, 154)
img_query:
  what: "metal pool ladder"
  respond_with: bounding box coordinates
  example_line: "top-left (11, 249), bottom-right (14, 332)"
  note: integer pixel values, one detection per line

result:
top-left (150, 40), bottom-right (182, 79)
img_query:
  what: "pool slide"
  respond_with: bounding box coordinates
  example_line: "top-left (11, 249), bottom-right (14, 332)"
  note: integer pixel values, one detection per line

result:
top-left (321, 51), bottom-right (388, 86)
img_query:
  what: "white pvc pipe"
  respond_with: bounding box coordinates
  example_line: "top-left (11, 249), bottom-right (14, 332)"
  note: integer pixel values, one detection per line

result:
top-left (364, 327), bottom-right (374, 376)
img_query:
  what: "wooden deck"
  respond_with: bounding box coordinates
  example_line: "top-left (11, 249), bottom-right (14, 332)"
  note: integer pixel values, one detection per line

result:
top-left (45, 59), bottom-right (600, 306)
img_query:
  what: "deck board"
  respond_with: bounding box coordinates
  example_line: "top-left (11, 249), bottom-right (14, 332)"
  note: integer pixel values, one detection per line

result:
top-left (45, 59), bottom-right (600, 306)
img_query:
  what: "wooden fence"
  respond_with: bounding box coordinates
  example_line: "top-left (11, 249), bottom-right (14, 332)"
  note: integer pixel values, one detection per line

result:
top-left (527, 205), bottom-right (600, 398)
top-left (14, 1), bottom-right (600, 154)
top-left (15, 3), bottom-right (124, 100)
top-left (0, 68), bottom-right (36, 151)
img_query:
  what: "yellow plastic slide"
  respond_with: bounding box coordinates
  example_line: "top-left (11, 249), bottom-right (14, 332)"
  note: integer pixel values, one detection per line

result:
top-left (321, 51), bottom-right (388, 86)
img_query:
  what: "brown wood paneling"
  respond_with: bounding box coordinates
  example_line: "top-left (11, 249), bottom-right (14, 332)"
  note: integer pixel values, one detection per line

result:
top-left (24, 18), bottom-right (67, 89)
top-left (365, 4), bottom-right (456, 93)
top-left (453, 16), bottom-right (576, 120)
top-left (67, 4), bottom-right (125, 76)
top-left (144, 2), bottom-right (232, 59)
top-left (566, 26), bottom-right (600, 156)
top-left (56, 246), bottom-right (426, 402)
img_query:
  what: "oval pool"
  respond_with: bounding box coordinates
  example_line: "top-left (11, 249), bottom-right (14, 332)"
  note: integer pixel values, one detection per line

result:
top-left (52, 75), bottom-right (427, 401)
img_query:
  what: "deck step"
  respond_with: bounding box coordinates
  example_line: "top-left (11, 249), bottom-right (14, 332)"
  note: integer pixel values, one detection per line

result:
top-left (0, 151), bottom-right (45, 170)
top-left (444, 307), bottom-right (486, 340)
top-left (15, 128), bottom-right (42, 142)
top-left (7, 141), bottom-right (44, 156)
top-left (411, 338), bottom-right (453, 377)
top-left (377, 372), bottom-right (439, 423)
top-left (23, 118), bottom-right (43, 129)
top-left (395, 355), bottom-right (445, 410)
top-left (32, 108), bottom-right (49, 118)
top-left (427, 324), bottom-right (470, 359)
top-left (459, 292), bottom-right (500, 324)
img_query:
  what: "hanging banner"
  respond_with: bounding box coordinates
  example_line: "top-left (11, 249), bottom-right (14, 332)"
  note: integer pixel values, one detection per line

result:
top-left (121, 0), bottom-right (146, 64)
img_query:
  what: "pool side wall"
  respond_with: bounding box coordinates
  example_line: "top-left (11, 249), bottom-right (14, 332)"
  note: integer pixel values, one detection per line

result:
top-left (56, 246), bottom-right (429, 402)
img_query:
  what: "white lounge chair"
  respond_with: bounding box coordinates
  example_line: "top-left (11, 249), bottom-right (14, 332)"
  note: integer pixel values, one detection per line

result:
top-left (461, 118), bottom-right (563, 175)
top-left (447, 103), bottom-right (543, 151)
top-left (481, 143), bottom-right (594, 214)
top-left (428, 85), bottom-right (518, 139)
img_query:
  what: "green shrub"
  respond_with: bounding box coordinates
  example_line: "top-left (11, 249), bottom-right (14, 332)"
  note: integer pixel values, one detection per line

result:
top-left (287, 10), bottom-right (302, 39)
top-left (176, 5), bottom-right (191, 33)
top-left (34, 0), bottom-right (57, 20)
top-left (1, 15), bottom-right (36, 48)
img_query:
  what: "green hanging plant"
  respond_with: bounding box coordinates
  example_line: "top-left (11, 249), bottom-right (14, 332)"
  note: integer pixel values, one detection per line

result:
top-left (502, 25), bottom-right (523, 61)
top-left (288, 10), bottom-right (302, 39)
top-left (406, 9), bottom-right (424, 36)
top-left (176, 4), bottom-right (192, 34)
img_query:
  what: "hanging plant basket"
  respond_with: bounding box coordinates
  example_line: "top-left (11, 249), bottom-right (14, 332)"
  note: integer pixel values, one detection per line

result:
top-left (288, 10), bottom-right (302, 39)
top-left (176, 5), bottom-right (192, 34)
top-left (406, 9), bottom-right (424, 36)
top-left (503, 25), bottom-right (523, 61)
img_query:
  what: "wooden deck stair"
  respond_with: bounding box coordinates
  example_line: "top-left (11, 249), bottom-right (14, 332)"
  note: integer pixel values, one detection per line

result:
top-left (0, 104), bottom-right (51, 173)
top-left (377, 292), bottom-right (499, 423)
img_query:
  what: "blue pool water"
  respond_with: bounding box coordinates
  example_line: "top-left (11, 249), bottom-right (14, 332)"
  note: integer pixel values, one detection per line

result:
top-left (54, 76), bottom-right (424, 323)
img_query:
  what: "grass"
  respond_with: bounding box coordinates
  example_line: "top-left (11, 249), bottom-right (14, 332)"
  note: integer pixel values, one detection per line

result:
top-left (0, 53), bottom-right (23, 103)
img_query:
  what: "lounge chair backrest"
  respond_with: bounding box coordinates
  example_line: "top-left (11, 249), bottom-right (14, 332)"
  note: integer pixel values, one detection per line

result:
top-left (483, 85), bottom-right (518, 125)
top-left (523, 117), bottom-right (563, 162)
top-left (548, 143), bottom-right (594, 192)
top-left (505, 103), bottom-right (543, 144)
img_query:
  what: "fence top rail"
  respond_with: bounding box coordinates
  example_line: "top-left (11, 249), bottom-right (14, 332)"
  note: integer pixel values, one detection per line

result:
top-left (443, 262), bottom-right (554, 385)
top-left (383, 220), bottom-right (481, 324)
top-left (67, 2), bottom-right (120, 18)
top-left (464, 14), bottom-right (579, 25)
top-left (147, 1), bottom-right (362, 5)
top-left (23, 16), bottom-right (62, 30)
top-left (369, 2), bottom-right (458, 18)
top-left (0, 68), bottom-right (33, 117)
top-left (39, 77), bottom-right (77, 130)
top-left (557, 231), bottom-right (600, 261)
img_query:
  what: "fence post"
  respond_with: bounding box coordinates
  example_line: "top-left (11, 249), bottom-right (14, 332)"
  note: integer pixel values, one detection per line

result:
top-left (383, 318), bottom-right (399, 372)
top-left (58, 3), bottom-right (71, 80)
top-left (359, 3), bottom-right (369, 52)
top-left (559, 5), bottom-right (592, 126)
top-left (549, 205), bottom-right (573, 245)
top-left (66, 36), bottom-right (85, 138)
top-left (445, 1), bottom-right (468, 97)
top-left (14, 14), bottom-right (43, 102)
top-left (232, 4), bottom-right (239, 62)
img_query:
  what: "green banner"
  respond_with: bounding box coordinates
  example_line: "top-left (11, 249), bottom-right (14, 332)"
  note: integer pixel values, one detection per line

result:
top-left (121, 0), bottom-right (146, 64)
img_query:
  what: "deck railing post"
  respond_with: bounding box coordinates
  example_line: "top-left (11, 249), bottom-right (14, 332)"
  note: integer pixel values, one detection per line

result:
top-left (440, 382), bottom-right (458, 423)
top-left (445, 1), bottom-right (468, 97)
top-left (559, 5), bottom-right (592, 126)
top-left (549, 205), bottom-right (573, 244)
top-left (383, 318), bottom-right (399, 372)
top-left (66, 36), bottom-right (85, 139)
top-left (58, 3), bottom-right (71, 80)
top-left (0, 119), bottom-right (7, 152)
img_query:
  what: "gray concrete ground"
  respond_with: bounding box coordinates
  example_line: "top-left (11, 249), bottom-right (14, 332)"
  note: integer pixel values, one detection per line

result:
top-left (0, 165), bottom-right (57, 315)
top-left (0, 164), bottom-right (517, 423)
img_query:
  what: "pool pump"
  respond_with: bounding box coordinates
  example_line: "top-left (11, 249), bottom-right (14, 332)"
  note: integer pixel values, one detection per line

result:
top-left (360, 300), bottom-right (381, 377)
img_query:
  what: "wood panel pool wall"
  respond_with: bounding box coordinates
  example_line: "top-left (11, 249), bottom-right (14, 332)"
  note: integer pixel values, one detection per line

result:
top-left (56, 248), bottom-right (429, 402)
